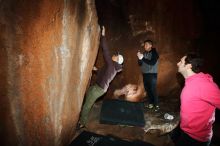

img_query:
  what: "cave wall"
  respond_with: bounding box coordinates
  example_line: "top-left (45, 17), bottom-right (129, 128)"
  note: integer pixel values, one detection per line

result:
top-left (95, 0), bottom-right (204, 98)
top-left (0, 0), bottom-right (219, 145)
top-left (0, 0), bottom-right (99, 146)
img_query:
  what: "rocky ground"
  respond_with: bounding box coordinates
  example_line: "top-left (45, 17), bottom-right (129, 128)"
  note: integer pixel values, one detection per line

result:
top-left (74, 96), bottom-right (180, 146)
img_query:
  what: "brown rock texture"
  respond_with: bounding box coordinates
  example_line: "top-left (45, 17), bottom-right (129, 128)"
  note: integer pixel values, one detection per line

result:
top-left (1, 0), bottom-right (220, 146)
top-left (0, 0), bottom-right (99, 146)
top-left (95, 0), bottom-right (202, 98)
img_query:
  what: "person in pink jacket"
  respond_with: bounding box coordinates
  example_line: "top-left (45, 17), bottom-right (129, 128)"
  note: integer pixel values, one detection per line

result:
top-left (174, 53), bottom-right (220, 146)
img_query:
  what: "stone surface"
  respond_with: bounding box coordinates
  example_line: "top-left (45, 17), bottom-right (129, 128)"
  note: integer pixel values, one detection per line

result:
top-left (77, 95), bottom-right (180, 146)
top-left (95, 0), bottom-right (202, 98)
top-left (0, 0), bottom-right (99, 146)
top-left (1, 0), bottom-right (220, 146)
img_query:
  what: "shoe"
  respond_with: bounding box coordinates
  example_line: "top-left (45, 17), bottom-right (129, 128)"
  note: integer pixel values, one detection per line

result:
top-left (76, 122), bottom-right (85, 130)
top-left (154, 105), bottom-right (160, 112)
top-left (145, 104), bottom-right (154, 109)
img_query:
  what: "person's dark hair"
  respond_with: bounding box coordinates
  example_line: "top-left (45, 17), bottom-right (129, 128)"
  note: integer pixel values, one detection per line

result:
top-left (144, 39), bottom-right (153, 45)
top-left (185, 53), bottom-right (204, 73)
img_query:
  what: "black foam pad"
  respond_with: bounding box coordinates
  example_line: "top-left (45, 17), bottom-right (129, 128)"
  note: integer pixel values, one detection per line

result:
top-left (69, 130), bottom-right (154, 146)
top-left (99, 99), bottom-right (145, 127)
top-left (69, 130), bottom-right (132, 146)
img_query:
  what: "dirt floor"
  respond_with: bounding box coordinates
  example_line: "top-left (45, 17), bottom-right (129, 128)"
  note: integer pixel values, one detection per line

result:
top-left (73, 96), bottom-right (220, 146)
top-left (74, 96), bottom-right (180, 146)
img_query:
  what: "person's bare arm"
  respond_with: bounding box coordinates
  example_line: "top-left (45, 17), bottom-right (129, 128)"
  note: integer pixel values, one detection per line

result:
top-left (125, 84), bottom-right (144, 102)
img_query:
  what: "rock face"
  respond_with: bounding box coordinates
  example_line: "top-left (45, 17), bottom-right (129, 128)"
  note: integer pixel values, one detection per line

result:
top-left (95, 0), bottom-right (202, 98)
top-left (0, 0), bottom-right (99, 146)
top-left (1, 0), bottom-right (219, 146)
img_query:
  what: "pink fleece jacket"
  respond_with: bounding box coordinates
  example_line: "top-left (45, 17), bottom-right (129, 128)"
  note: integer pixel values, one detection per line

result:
top-left (180, 72), bottom-right (220, 142)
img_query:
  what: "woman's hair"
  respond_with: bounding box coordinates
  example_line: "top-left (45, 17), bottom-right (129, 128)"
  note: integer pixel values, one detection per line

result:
top-left (185, 52), bottom-right (204, 73)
